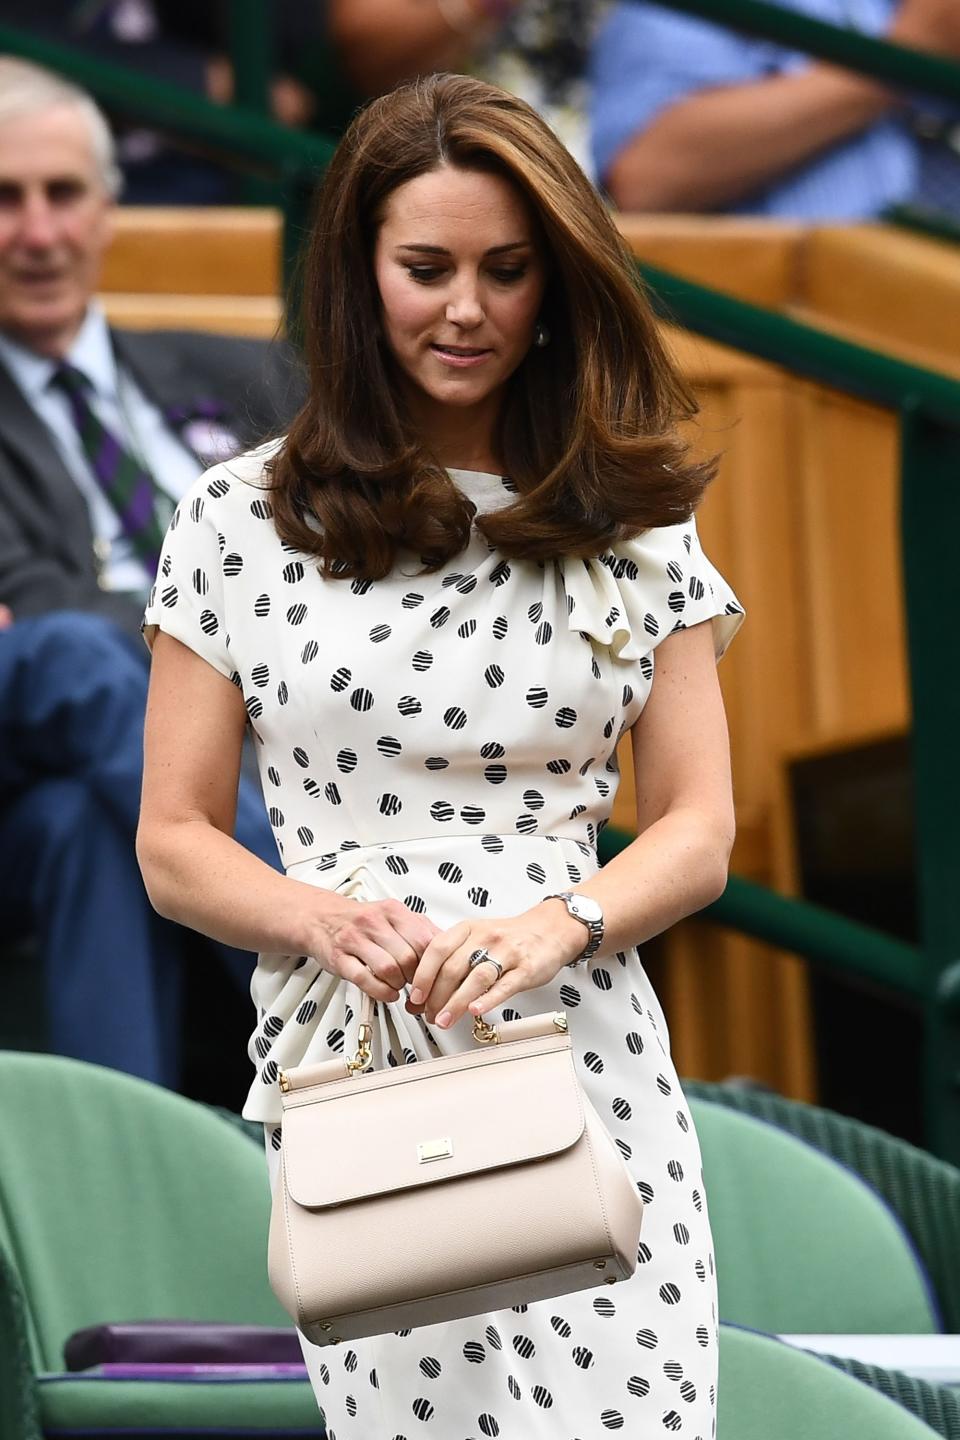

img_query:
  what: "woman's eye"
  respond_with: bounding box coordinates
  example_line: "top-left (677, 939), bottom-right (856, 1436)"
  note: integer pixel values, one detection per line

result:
top-left (490, 267), bottom-right (526, 284)
top-left (407, 265), bottom-right (444, 283)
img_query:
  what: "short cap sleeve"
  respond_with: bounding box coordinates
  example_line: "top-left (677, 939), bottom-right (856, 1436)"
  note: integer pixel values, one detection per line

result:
top-left (142, 469), bottom-right (233, 679)
top-left (560, 516), bottom-right (743, 662)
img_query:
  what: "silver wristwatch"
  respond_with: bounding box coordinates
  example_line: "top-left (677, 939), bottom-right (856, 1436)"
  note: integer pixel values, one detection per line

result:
top-left (548, 891), bottom-right (605, 965)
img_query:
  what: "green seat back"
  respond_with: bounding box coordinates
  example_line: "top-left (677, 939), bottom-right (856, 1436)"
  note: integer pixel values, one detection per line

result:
top-left (719, 1326), bottom-right (942, 1440)
top-left (0, 1052), bottom-right (289, 1373)
top-left (687, 1078), bottom-right (960, 1332)
top-left (691, 1098), bottom-right (937, 1334)
top-left (37, 1375), bottom-right (324, 1435)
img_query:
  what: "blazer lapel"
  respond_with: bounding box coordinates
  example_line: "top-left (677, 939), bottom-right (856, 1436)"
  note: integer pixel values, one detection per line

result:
top-left (111, 328), bottom-right (185, 411)
top-left (0, 359), bottom-right (95, 574)
top-left (112, 329), bottom-right (244, 464)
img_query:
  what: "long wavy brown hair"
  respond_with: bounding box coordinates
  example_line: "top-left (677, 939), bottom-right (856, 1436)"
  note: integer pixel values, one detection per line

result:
top-left (268, 73), bottom-right (715, 578)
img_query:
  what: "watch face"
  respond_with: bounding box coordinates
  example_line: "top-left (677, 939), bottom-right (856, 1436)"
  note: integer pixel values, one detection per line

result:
top-left (569, 895), bottom-right (603, 925)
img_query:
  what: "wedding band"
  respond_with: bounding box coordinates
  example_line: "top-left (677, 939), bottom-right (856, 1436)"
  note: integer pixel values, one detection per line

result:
top-left (468, 947), bottom-right (503, 982)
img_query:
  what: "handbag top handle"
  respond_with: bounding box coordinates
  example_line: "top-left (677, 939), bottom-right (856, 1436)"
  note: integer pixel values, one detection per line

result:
top-left (278, 990), bottom-right (570, 1093)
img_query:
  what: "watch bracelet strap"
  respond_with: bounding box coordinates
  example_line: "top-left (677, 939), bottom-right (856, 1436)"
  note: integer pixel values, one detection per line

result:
top-left (545, 892), bottom-right (603, 966)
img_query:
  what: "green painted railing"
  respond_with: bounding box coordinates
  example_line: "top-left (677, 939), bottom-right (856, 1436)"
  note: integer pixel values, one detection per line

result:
top-left (0, 24), bottom-right (333, 175)
top-left (639, 263), bottom-right (960, 420)
top-left (612, 262), bottom-right (960, 1162)
top-left (653, 0), bottom-right (960, 103)
top-left (600, 828), bottom-right (927, 1003)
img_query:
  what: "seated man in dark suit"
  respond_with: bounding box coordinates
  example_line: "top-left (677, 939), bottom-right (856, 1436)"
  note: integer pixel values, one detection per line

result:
top-left (0, 56), bottom-right (305, 1087)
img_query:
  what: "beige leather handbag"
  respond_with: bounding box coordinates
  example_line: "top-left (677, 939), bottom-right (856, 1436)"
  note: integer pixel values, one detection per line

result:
top-left (268, 995), bottom-right (644, 1346)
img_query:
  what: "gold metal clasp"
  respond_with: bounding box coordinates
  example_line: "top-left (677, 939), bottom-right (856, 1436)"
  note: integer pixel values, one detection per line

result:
top-left (278, 1070), bottom-right (291, 1093)
top-left (347, 1021), bottom-right (373, 1074)
top-left (553, 1012), bottom-right (568, 1033)
top-left (472, 1015), bottom-right (500, 1045)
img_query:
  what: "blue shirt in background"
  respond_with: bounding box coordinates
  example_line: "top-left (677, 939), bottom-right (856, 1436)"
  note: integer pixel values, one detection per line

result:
top-left (589, 0), bottom-right (951, 219)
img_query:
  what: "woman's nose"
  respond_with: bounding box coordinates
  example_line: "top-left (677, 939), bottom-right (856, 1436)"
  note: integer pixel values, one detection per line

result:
top-left (445, 279), bottom-right (484, 329)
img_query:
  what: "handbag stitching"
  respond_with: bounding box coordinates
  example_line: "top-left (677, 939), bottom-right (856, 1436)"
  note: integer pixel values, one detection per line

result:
top-left (279, 1146), bottom-right (307, 1324)
top-left (580, 1109), bottom-right (620, 1268)
top-left (301, 1251), bottom-right (613, 1335)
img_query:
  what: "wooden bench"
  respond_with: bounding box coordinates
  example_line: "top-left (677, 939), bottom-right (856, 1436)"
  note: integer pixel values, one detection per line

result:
top-left (101, 207), bottom-right (283, 336)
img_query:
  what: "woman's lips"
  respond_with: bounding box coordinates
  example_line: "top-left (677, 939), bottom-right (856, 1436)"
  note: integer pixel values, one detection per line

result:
top-left (430, 344), bottom-right (492, 368)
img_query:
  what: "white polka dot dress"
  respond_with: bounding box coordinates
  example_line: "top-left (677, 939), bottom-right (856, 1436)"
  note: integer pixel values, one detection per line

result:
top-left (143, 443), bottom-right (744, 1440)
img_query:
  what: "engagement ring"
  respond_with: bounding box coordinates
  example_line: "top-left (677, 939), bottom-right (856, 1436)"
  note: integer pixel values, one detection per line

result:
top-left (468, 947), bottom-right (503, 982)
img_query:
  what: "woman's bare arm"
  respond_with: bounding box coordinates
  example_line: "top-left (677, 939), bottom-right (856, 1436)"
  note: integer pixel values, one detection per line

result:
top-left (543, 618), bottom-right (736, 955)
top-left (137, 632), bottom-right (436, 1000)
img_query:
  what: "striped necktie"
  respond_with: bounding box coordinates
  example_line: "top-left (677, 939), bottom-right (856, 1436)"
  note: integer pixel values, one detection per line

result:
top-left (50, 361), bottom-right (167, 576)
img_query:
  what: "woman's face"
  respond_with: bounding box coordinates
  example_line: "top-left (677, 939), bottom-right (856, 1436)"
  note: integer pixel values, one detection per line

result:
top-left (373, 164), bottom-right (547, 430)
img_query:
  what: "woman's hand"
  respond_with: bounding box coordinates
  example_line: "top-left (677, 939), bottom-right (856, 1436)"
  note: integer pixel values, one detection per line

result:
top-left (407, 901), bottom-right (586, 1030)
top-left (306, 895), bottom-right (440, 1004)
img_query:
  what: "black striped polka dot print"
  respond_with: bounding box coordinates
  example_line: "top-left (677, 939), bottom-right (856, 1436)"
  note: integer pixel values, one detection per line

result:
top-left (147, 450), bottom-right (745, 1439)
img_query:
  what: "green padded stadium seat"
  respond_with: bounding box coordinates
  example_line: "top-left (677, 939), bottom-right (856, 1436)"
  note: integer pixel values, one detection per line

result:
top-left (686, 1078), bottom-right (960, 1332)
top-left (35, 1376), bottom-right (322, 1437)
top-left (691, 1098), bottom-right (937, 1334)
top-left (719, 1326), bottom-right (943, 1439)
top-left (0, 1051), bottom-right (323, 1439)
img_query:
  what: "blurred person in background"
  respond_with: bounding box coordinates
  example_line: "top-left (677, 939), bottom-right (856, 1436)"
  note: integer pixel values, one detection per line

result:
top-left (5, 2), bottom-right (608, 199)
top-left (0, 57), bottom-right (303, 1086)
top-left (591, 0), bottom-right (960, 219)
top-left (337, 0), bottom-right (609, 177)
top-left (5, 1), bottom-right (543, 201)
top-left (2, 0), bottom-right (347, 202)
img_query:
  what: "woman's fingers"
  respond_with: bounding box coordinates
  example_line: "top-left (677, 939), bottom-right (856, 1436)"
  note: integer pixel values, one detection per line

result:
top-left (379, 902), bottom-right (440, 981)
top-left (432, 957), bottom-right (510, 1028)
top-left (332, 952), bottom-right (402, 1003)
top-left (466, 970), bottom-right (520, 1018)
top-left (328, 900), bottom-right (439, 991)
top-left (409, 920), bottom-right (472, 1007)
top-left (380, 897), bottom-right (440, 950)
top-left (359, 924), bottom-right (420, 985)
top-left (421, 909), bottom-right (572, 1028)
top-left (422, 954), bottom-right (475, 1025)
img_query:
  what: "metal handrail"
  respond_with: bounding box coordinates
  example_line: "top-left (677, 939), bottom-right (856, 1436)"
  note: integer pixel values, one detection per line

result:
top-left (599, 827), bottom-right (926, 1002)
top-left (0, 23), bottom-right (335, 178)
top-left (621, 258), bottom-right (960, 1156)
top-left (646, 0), bottom-right (960, 104)
top-left (638, 262), bottom-right (960, 423)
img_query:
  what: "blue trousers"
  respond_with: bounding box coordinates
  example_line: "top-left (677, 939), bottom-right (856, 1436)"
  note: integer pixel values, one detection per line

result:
top-left (0, 612), bottom-right (279, 1087)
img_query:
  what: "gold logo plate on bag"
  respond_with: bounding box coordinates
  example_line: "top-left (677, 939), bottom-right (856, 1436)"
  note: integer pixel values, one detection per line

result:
top-left (417, 1137), bottom-right (454, 1163)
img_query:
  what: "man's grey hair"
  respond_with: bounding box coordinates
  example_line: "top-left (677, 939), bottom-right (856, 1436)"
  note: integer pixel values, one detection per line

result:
top-left (0, 56), bottom-right (122, 197)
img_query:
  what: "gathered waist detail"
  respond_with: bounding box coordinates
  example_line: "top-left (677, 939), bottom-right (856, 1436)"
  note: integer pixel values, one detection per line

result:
top-left (285, 830), bottom-right (599, 882)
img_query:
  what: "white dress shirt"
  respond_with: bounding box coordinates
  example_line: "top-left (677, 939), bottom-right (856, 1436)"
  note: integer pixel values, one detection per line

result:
top-left (0, 305), bottom-right (201, 595)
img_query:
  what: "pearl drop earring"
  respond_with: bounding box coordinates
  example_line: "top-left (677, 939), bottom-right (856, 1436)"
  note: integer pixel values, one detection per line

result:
top-left (534, 321), bottom-right (550, 348)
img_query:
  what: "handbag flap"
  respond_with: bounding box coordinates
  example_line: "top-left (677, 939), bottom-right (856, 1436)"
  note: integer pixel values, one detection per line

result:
top-left (282, 1038), bottom-right (584, 1209)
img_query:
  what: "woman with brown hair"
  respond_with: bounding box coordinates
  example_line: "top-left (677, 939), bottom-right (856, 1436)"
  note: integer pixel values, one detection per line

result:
top-left (138, 72), bottom-right (742, 1439)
